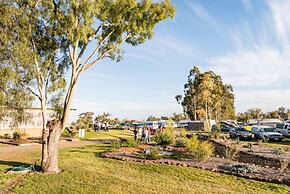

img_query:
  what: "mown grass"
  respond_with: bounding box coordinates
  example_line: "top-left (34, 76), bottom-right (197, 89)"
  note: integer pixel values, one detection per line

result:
top-left (84, 129), bottom-right (133, 141)
top-left (0, 142), bottom-right (288, 194)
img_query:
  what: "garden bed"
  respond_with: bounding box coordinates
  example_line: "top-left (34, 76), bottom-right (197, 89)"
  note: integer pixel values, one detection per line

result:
top-left (210, 139), bottom-right (290, 170)
top-left (0, 139), bottom-right (40, 146)
top-left (102, 144), bottom-right (290, 186)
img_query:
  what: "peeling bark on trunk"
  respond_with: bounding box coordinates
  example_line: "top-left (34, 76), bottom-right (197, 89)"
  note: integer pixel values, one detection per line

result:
top-left (41, 120), bottom-right (62, 173)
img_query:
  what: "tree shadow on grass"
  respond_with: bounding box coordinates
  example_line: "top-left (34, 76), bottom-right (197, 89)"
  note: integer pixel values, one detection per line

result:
top-left (0, 160), bottom-right (42, 172)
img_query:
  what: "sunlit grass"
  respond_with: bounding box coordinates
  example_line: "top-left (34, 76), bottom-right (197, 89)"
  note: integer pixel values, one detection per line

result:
top-left (0, 142), bottom-right (288, 194)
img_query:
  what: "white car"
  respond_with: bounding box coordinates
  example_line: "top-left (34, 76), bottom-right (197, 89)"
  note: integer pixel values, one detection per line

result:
top-left (256, 126), bottom-right (283, 141)
top-left (276, 123), bottom-right (290, 137)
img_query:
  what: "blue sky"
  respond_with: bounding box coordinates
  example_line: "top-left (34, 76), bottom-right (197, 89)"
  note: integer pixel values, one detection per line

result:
top-left (71, 0), bottom-right (290, 121)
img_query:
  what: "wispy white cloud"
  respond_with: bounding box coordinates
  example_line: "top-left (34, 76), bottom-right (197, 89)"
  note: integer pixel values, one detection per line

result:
top-left (268, 0), bottom-right (290, 50)
top-left (209, 0), bottom-right (290, 111)
top-left (236, 89), bottom-right (290, 112)
top-left (125, 31), bottom-right (196, 68)
top-left (241, 0), bottom-right (252, 11)
top-left (188, 1), bottom-right (220, 31)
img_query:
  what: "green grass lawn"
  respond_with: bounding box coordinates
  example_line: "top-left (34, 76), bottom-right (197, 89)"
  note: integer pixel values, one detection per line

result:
top-left (0, 143), bottom-right (289, 194)
top-left (84, 129), bottom-right (133, 141)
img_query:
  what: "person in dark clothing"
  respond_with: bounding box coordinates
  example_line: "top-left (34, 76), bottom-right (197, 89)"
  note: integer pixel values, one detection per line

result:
top-left (133, 127), bottom-right (138, 141)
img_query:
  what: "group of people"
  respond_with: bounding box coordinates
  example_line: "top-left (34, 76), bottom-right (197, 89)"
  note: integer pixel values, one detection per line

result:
top-left (133, 125), bottom-right (151, 144)
top-left (94, 121), bottom-right (109, 132)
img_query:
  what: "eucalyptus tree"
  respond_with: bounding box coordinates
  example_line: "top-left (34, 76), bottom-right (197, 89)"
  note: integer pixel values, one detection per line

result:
top-left (177, 66), bottom-right (235, 130)
top-left (2, 0), bottom-right (175, 173)
top-left (1, 0), bottom-right (68, 172)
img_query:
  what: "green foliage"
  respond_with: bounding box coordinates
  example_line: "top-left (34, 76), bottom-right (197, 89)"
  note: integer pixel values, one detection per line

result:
top-left (62, 128), bottom-right (78, 138)
top-left (176, 66), bottom-right (235, 122)
top-left (175, 138), bottom-right (188, 148)
top-left (154, 128), bottom-right (174, 146)
top-left (111, 139), bottom-right (140, 149)
top-left (224, 146), bottom-right (241, 159)
top-left (12, 131), bottom-right (29, 140)
top-left (94, 112), bottom-right (120, 125)
top-left (144, 147), bottom-right (160, 160)
top-left (171, 112), bottom-right (187, 122)
top-left (76, 112), bottom-right (94, 129)
top-left (209, 131), bottom-right (221, 139)
top-left (237, 107), bottom-right (290, 123)
top-left (220, 164), bottom-right (258, 174)
top-left (186, 136), bottom-right (214, 161)
top-left (180, 128), bottom-right (187, 138)
top-left (146, 116), bottom-right (160, 121)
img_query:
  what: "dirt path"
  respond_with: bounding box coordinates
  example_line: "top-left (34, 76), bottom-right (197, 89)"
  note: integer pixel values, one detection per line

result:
top-left (0, 140), bottom-right (95, 160)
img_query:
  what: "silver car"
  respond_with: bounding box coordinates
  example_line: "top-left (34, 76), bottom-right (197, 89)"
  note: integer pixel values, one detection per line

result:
top-left (256, 126), bottom-right (283, 141)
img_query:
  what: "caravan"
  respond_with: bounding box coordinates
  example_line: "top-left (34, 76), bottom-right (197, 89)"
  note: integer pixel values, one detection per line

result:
top-left (142, 121), bottom-right (159, 130)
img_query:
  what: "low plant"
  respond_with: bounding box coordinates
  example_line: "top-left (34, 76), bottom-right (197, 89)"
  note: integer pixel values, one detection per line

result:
top-left (186, 136), bottom-right (214, 161)
top-left (175, 138), bottom-right (188, 147)
top-left (144, 147), bottom-right (160, 160)
top-left (220, 164), bottom-right (258, 174)
top-left (273, 147), bottom-right (285, 156)
top-left (180, 128), bottom-right (187, 138)
top-left (280, 159), bottom-right (289, 172)
top-left (154, 128), bottom-right (174, 146)
top-left (224, 146), bottom-right (241, 160)
top-left (0, 134), bottom-right (11, 139)
top-left (111, 139), bottom-right (140, 149)
top-left (121, 139), bottom-right (140, 148)
top-left (209, 131), bottom-right (221, 139)
top-left (243, 143), bottom-right (253, 151)
top-left (12, 131), bottom-right (28, 140)
top-left (62, 128), bottom-right (78, 138)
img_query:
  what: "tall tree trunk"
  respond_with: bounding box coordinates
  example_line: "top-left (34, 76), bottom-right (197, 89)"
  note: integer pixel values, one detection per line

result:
top-left (40, 97), bottom-right (48, 170)
top-left (41, 120), bottom-right (62, 173)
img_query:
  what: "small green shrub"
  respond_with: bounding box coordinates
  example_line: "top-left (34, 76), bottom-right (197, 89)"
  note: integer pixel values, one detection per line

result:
top-left (62, 128), bottom-right (78, 138)
top-left (154, 129), bottom-right (174, 146)
top-left (0, 134), bottom-right (11, 139)
top-left (209, 131), bottom-right (221, 139)
top-left (186, 136), bottom-right (214, 161)
top-left (273, 147), bottom-right (285, 156)
top-left (180, 128), bottom-right (187, 138)
top-left (220, 164), bottom-right (258, 174)
top-left (280, 159), bottom-right (289, 172)
top-left (144, 147), bottom-right (160, 160)
top-left (12, 131), bottom-right (28, 140)
top-left (224, 145), bottom-right (241, 159)
top-left (121, 139), bottom-right (140, 148)
top-left (175, 138), bottom-right (188, 147)
top-left (111, 139), bottom-right (140, 149)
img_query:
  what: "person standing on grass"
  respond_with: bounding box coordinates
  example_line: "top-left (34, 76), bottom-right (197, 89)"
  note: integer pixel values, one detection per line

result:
top-left (147, 127), bottom-right (151, 144)
top-left (97, 121), bottom-right (102, 132)
top-left (105, 122), bottom-right (109, 132)
top-left (144, 127), bottom-right (149, 144)
top-left (141, 125), bottom-right (146, 142)
top-left (133, 126), bottom-right (138, 141)
top-left (102, 123), bottom-right (106, 131)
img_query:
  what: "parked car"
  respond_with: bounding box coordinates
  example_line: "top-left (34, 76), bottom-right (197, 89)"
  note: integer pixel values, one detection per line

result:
top-left (251, 126), bottom-right (263, 138)
top-left (211, 124), bottom-right (233, 132)
top-left (255, 127), bottom-right (283, 141)
top-left (229, 127), bottom-right (253, 140)
top-left (276, 123), bottom-right (290, 137)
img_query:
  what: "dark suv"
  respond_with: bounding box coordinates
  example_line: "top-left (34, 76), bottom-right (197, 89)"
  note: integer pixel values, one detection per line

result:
top-left (229, 127), bottom-right (253, 140)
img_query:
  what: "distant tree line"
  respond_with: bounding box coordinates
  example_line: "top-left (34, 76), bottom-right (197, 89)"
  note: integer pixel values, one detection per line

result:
top-left (236, 107), bottom-right (290, 123)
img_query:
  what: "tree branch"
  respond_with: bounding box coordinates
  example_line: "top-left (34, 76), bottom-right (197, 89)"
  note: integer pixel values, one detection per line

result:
top-left (27, 87), bottom-right (41, 101)
top-left (81, 30), bottom-right (115, 69)
top-left (81, 33), bottom-right (131, 73)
